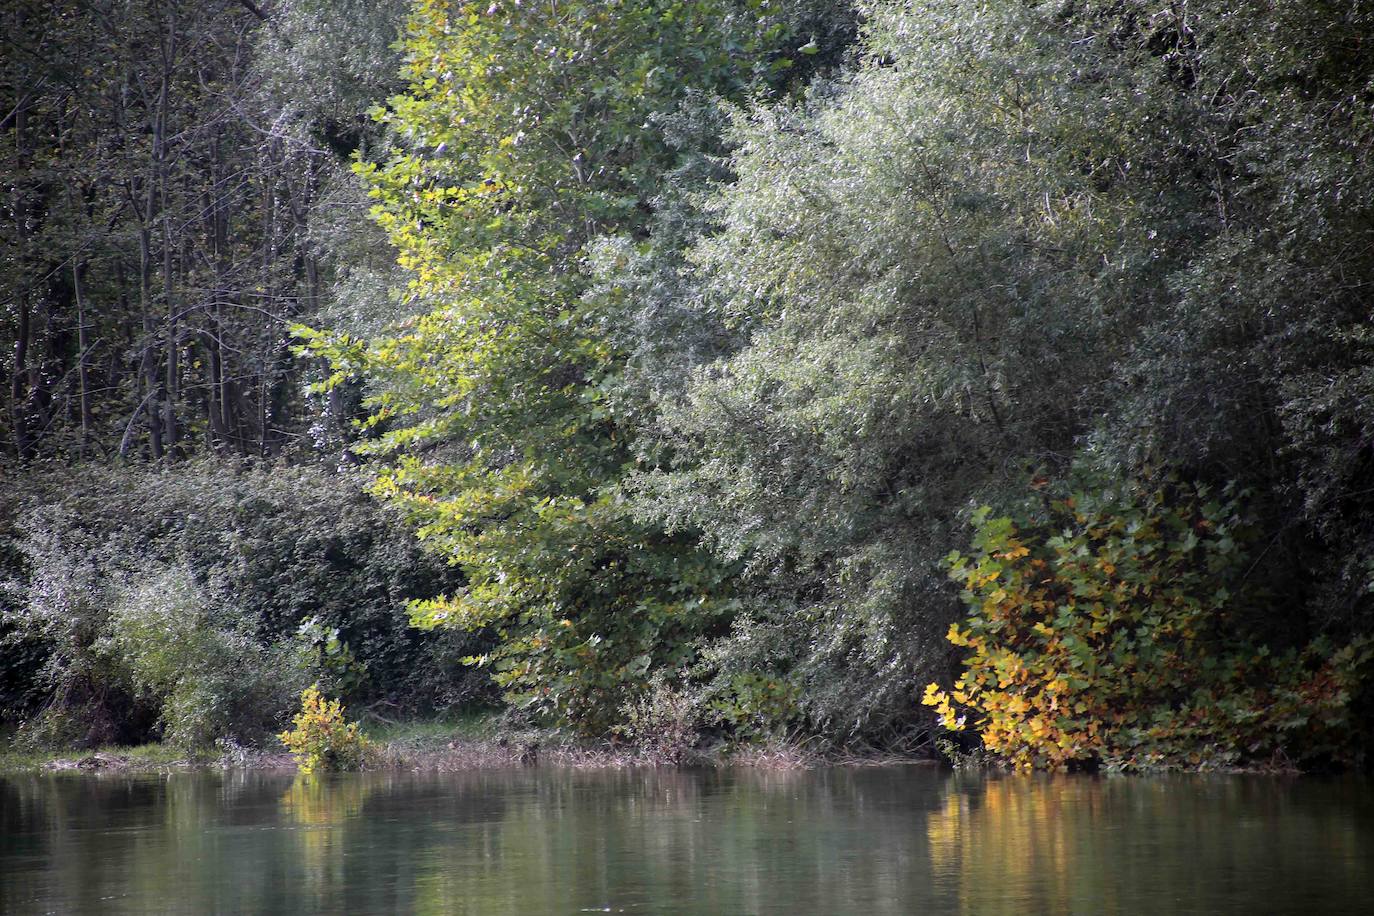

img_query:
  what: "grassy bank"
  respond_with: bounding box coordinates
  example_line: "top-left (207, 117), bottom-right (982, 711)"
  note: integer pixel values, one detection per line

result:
top-left (0, 742), bottom-right (193, 774)
top-left (0, 711), bottom-right (938, 774)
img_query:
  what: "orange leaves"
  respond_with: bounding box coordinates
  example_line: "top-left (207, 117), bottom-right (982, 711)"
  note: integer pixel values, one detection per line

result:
top-left (923, 477), bottom-right (1372, 771)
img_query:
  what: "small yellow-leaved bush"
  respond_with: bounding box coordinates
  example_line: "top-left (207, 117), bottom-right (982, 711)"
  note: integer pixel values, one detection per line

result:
top-left (278, 685), bottom-right (369, 774)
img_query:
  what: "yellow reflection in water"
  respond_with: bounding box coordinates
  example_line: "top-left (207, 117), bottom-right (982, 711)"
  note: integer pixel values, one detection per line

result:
top-left (278, 774), bottom-right (376, 901)
top-left (926, 774), bottom-right (1374, 915)
top-left (928, 776), bottom-right (1120, 916)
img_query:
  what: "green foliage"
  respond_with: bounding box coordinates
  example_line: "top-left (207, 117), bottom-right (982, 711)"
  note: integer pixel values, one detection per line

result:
top-left (295, 616), bottom-right (368, 698)
top-left (279, 685), bottom-right (371, 774)
top-left (106, 565), bottom-right (311, 751)
top-left (1, 519), bottom-right (143, 748)
top-left (0, 478), bottom-right (52, 728)
top-left (301, 0), bottom-right (837, 733)
top-left (4, 554), bottom-right (310, 752)
top-left (13, 0), bottom-right (1374, 766)
top-left (630, 0), bottom-right (1115, 733)
top-left (621, 0), bottom-right (1374, 745)
top-left (706, 672), bottom-right (800, 741)
top-left (613, 672), bottom-right (701, 761)
top-left (303, 0), bottom-right (1374, 754)
top-left (0, 460), bottom-right (484, 746)
top-left (925, 481), bottom-right (1374, 770)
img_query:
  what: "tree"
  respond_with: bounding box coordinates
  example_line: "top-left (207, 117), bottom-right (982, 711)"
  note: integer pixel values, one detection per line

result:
top-left (0, 0), bottom-right (407, 463)
top-left (628, 0), bottom-right (1374, 739)
top-left (305, 0), bottom-right (843, 730)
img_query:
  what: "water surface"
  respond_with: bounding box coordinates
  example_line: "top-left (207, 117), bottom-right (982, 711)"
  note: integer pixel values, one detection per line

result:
top-left (2, 767), bottom-right (1370, 914)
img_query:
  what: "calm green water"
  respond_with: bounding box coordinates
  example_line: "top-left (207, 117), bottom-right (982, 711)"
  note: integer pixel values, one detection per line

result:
top-left (1, 767), bottom-right (1371, 915)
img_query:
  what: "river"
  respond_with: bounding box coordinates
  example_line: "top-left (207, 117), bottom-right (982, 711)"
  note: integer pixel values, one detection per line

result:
top-left (2, 767), bottom-right (1371, 914)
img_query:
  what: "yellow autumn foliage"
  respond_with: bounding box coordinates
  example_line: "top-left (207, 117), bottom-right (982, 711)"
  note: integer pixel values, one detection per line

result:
top-left (278, 685), bottom-right (370, 774)
top-left (925, 483), bottom-right (1372, 771)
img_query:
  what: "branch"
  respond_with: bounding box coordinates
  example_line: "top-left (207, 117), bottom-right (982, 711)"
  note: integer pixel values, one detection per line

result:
top-left (235, 0), bottom-right (267, 20)
top-left (0, 77), bottom-right (45, 133)
top-left (119, 388), bottom-right (160, 458)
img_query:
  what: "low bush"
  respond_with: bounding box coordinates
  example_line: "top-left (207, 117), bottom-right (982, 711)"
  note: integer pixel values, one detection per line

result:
top-left (107, 565), bottom-right (312, 750)
top-left (613, 673), bottom-right (701, 761)
top-left (925, 479), bottom-right (1374, 771)
top-left (0, 459), bottom-right (491, 746)
top-left (2, 518), bottom-right (145, 749)
top-left (6, 556), bottom-right (311, 752)
top-left (705, 671), bottom-right (801, 742)
top-left (279, 685), bottom-right (370, 773)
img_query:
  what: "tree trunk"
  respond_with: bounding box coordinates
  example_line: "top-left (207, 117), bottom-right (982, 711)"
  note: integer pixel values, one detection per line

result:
top-left (157, 17), bottom-right (178, 457)
top-left (138, 220), bottom-right (164, 461)
top-left (8, 6), bottom-right (32, 460)
top-left (73, 258), bottom-right (93, 457)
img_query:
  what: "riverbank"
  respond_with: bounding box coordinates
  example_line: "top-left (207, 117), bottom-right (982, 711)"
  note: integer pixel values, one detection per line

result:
top-left (4, 728), bottom-right (1327, 776)
top-left (0, 715), bottom-right (939, 775)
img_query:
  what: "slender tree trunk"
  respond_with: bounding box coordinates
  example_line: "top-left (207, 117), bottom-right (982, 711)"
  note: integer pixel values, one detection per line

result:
top-left (9, 7), bottom-right (32, 460)
top-left (138, 219), bottom-right (164, 461)
top-left (162, 179), bottom-right (178, 456)
top-left (157, 16), bottom-right (178, 458)
top-left (10, 303), bottom-right (31, 460)
top-left (259, 148), bottom-right (276, 456)
top-left (207, 126), bottom-right (233, 448)
top-left (113, 258), bottom-right (130, 414)
top-left (73, 258), bottom-right (93, 457)
top-left (10, 226), bottom-right (31, 460)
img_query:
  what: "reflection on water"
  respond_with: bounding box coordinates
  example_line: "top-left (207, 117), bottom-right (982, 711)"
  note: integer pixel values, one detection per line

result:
top-left (2, 766), bottom-right (1371, 914)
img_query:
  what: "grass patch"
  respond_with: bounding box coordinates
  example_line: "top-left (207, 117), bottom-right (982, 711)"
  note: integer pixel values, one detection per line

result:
top-left (362, 707), bottom-right (503, 751)
top-left (0, 711), bottom-right (509, 774)
top-left (0, 742), bottom-right (195, 773)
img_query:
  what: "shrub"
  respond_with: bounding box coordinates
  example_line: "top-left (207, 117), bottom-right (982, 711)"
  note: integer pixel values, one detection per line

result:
top-left (107, 565), bottom-right (312, 750)
top-left (925, 479), bottom-right (1374, 771)
top-left (278, 685), bottom-right (370, 774)
top-left (706, 671), bottom-right (801, 742)
top-left (614, 673), bottom-right (701, 761)
top-left (1, 459), bottom-right (488, 741)
top-left (0, 479), bottom-right (47, 727)
top-left (3, 511), bottom-right (315, 750)
top-left (1, 515), bottom-right (147, 748)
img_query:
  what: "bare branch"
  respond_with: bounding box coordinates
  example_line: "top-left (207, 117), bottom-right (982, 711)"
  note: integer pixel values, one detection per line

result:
top-left (235, 0), bottom-right (267, 21)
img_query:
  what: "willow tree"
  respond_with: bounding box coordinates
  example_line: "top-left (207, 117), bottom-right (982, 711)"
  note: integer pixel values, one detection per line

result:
top-left (629, 0), bottom-right (1374, 737)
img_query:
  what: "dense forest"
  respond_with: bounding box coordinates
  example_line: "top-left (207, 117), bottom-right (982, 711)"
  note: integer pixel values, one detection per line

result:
top-left (3, 0), bottom-right (1373, 771)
